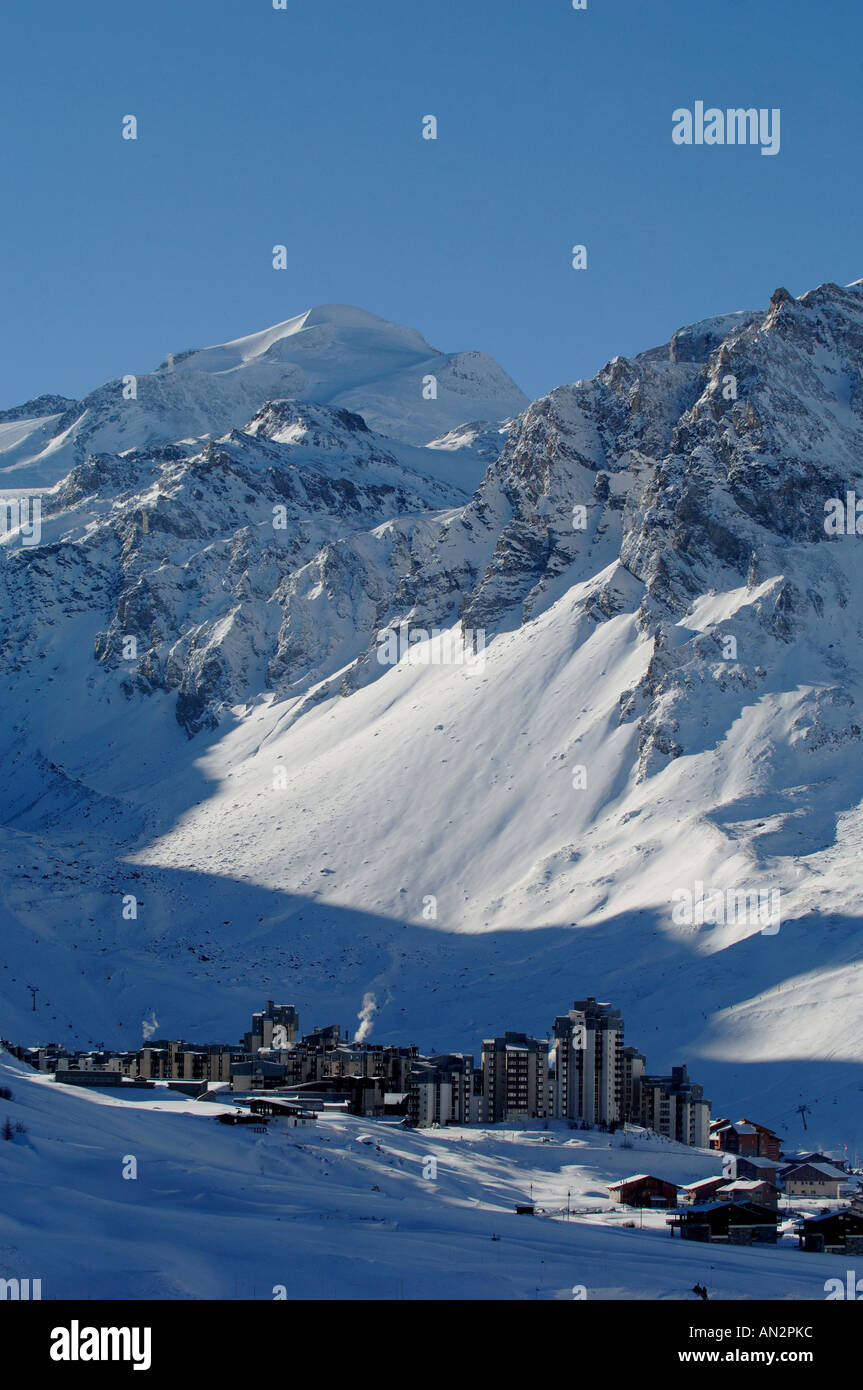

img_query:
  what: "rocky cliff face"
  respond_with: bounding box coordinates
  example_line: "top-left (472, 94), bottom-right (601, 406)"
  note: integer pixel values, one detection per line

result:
top-left (4, 283), bottom-right (863, 752)
top-left (368, 281), bottom-right (863, 779)
top-left (3, 287), bottom-right (863, 1135)
top-left (1, 399), bottom-right (483, 734)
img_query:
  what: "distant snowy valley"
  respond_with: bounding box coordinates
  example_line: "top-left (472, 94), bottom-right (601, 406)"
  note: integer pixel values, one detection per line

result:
top-left (2, 288), bottom-right (863, 1160)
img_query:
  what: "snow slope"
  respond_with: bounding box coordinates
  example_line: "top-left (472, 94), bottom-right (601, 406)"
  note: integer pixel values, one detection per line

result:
top-left (2, 284), bottom-right (863, 1156)
top-left (0, 304), bottom-right (528, 487)
top-left (0, 1052), bottom-right (845, 1302)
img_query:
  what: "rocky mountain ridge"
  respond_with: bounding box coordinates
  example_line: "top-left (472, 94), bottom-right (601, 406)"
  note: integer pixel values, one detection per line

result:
top-left (2, 285), bottom-right (863, 1148)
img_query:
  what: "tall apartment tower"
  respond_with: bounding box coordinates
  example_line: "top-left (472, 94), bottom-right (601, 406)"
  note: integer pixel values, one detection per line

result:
top-left (246, 1001), bottom-right (300, 1052)
top-left (622, 1045), bottom-right (646, 1123)
top-left (639, 1065), bottom-right (711, 1148)
top-left (552, 998), bottom-right (624, 1125)
top-left (481, 1033), bottom-right (550, 1122)
top-left (407, 1054), bottom-right (477, 1128)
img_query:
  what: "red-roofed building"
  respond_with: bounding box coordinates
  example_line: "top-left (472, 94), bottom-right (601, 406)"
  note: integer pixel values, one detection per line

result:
top-left (608, 1175), bottom-right (680, 1209)
top-left (709, 1117), bottom-right (781, 1161)
top-left (678, 1176), bottom-right (728, 1205)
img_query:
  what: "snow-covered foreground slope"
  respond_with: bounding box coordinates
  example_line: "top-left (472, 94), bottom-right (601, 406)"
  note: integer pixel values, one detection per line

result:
top-left (0, 1053), bottom-right (843, 1301)
top-left (2, 283), bottom-right (863, 1154)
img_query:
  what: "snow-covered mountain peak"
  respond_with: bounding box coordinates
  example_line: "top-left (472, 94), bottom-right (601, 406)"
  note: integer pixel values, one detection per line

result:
top-left (180, 303), bottom-right (435, 377)
top-left (5, 281), bottom-right (863, 1146)
top-left (0, 306), bottom-right (528, 486)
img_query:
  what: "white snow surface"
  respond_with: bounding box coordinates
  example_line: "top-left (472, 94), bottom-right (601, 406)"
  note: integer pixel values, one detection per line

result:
top-left (2, 284), bottom-right (863, 1159)
top-left (0, 1052), bottom-right (844, 1302)
top-left (0, 304), bottom-right (528, 485)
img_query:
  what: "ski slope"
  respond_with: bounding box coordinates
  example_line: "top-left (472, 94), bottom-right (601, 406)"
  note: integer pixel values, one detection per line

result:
top-left (0, 1052), bottom-right (845, 1302)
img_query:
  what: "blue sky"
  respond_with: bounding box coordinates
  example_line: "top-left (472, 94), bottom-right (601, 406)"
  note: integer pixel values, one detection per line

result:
top-left (1, 0), bottom-right (861, 409)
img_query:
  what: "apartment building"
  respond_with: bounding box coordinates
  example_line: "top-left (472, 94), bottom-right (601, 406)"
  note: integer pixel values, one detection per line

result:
top-left (9, 995), bottom-right (713, 1146)
top-left (135, 1041), bottom-right (240, 1083)
top-left (323, 1043), bottom-right (419, 1091)
top-left (481, 1033), bottom-right (549, 1122)
top-left (406, 1054), bottom-right (478, 1128)
top-left (639, 1065), bottom-right (710, 1148)
top-left (552, 999), bottom-right (624, 1125)
top-left (245, 1000), bottom-right (300, 1052)
top-left (622, 1045), bottom-right (646, 1123)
